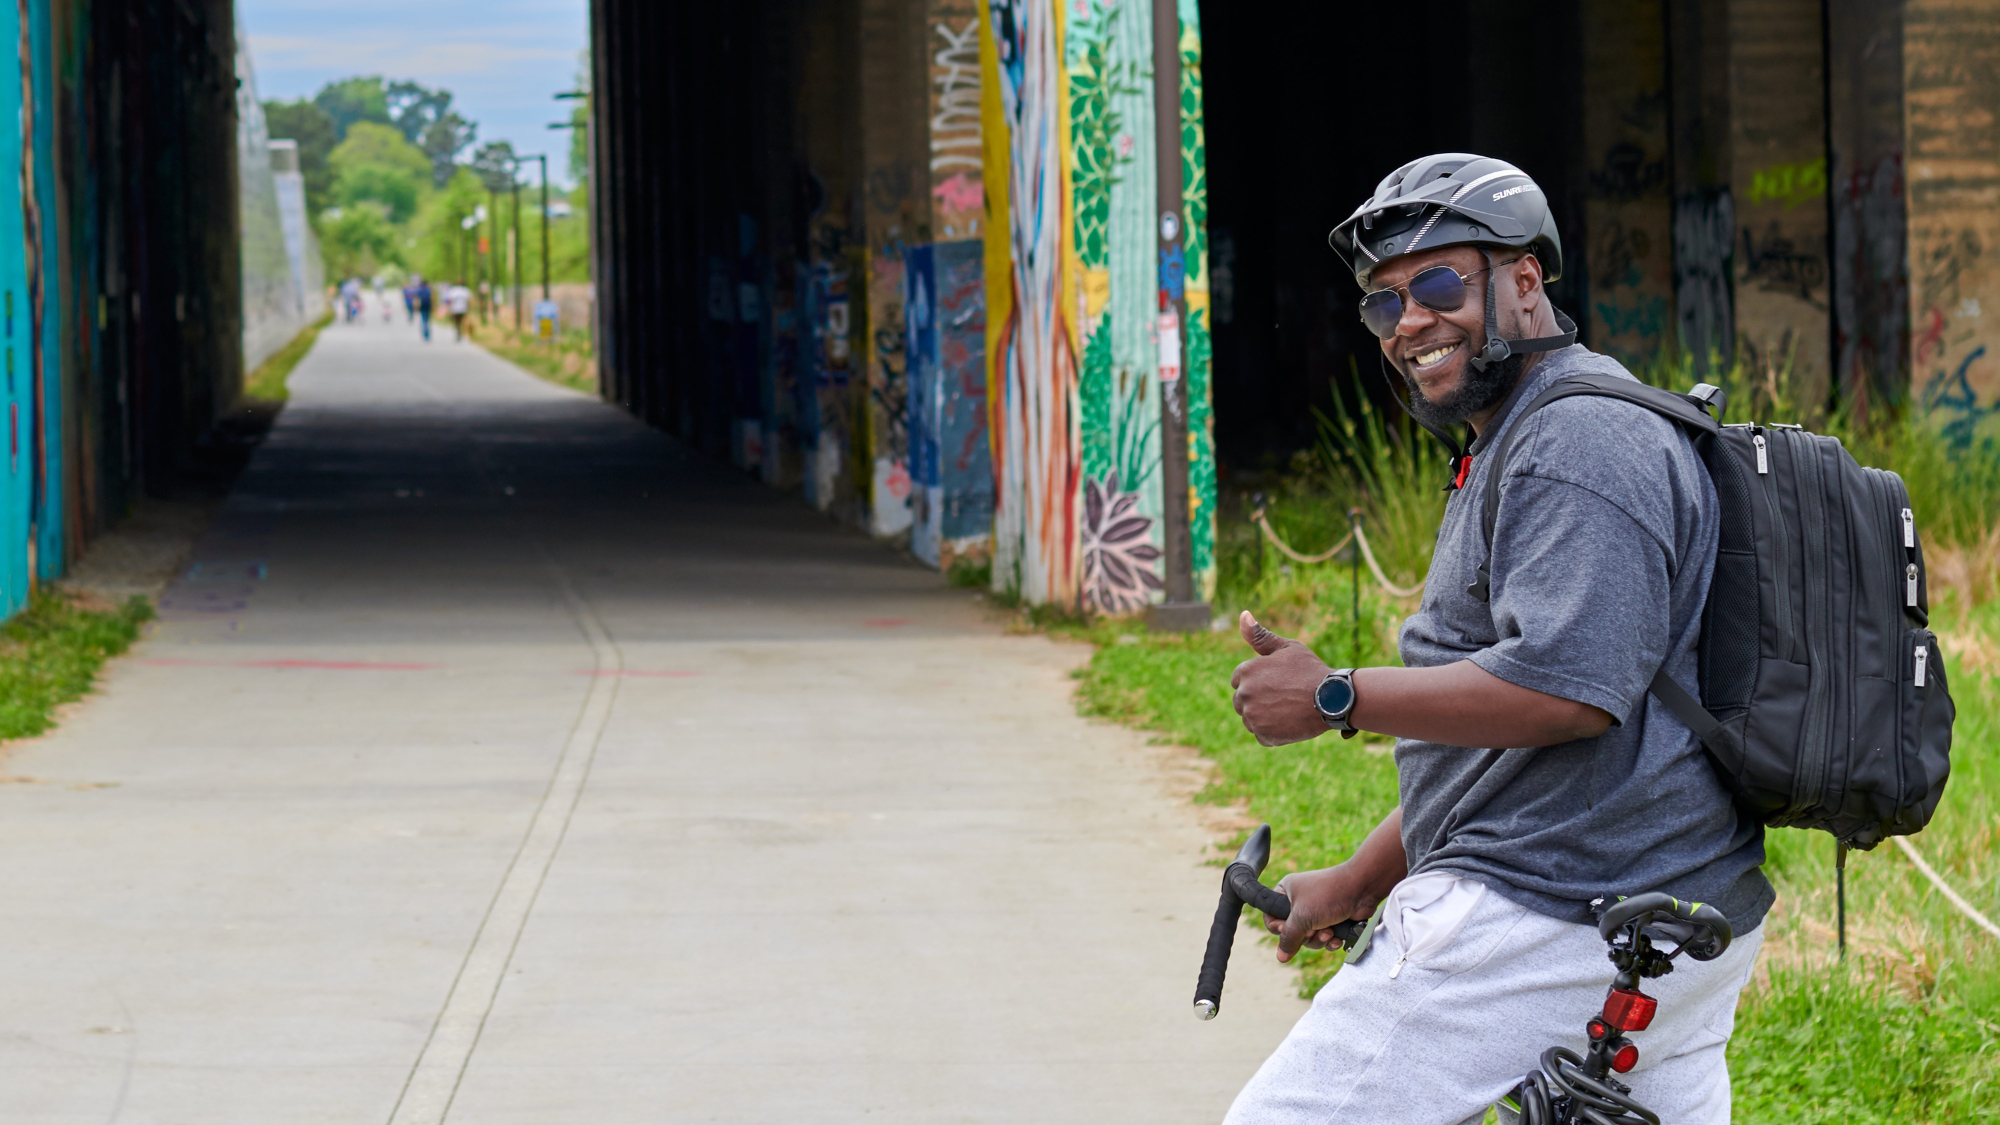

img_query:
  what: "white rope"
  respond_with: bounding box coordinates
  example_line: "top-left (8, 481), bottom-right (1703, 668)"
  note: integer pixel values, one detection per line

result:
top-left (1354, 524), bottom-right (1426, 598)
top-left (1251, 508), bottom-right (1353, 564)
top-left (1893, 835), bottom-right (2000, 941)
top-left (1250, 509), bottom-right (1426, 598)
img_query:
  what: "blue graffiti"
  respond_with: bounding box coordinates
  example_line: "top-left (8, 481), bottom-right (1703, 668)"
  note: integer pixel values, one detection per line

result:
top-left (1920, 345), bottom-right (1997, 449)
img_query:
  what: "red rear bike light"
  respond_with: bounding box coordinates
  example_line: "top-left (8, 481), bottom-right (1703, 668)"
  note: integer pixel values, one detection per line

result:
top-left (1586, 1018), bottom-right (1609, 1041)
top-left (1601, 988), bottom-right (1657, 1031)
top-left (1611, 1043), bottom-right (1639, 1073)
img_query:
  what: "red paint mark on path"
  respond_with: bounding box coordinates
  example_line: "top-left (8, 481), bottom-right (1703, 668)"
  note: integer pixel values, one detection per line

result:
top-left (136, 658), bottom-right (440, 671)
top-left (573, 669), bottom-right (702, 678)
top-left (862, 618), bottom-right (913, 628)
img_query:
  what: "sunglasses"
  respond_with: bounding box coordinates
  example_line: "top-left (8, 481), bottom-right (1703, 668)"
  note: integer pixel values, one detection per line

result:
top-left (1358, 259), bottom-right (1517, 339)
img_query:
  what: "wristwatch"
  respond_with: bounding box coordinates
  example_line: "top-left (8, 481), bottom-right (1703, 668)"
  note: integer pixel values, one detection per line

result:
top-left (1315, 669), bottom-right (1360, 739)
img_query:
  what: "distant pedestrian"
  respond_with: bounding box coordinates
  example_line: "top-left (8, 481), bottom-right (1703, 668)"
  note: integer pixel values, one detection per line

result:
top-left (415, 279), bottom-right (434, 342)
top-left (340, 278), bottom-right (362, 324)
top-left (403, 278), bottom-right (418, 323)
top-left (447, 281), bottom-right (472, 342)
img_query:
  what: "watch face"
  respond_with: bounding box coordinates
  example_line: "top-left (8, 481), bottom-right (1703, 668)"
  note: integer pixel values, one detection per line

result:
top-left (1316, 675), bottom-right (1356, 719)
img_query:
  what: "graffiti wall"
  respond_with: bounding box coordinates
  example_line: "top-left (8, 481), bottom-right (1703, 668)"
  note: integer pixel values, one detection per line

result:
top-left (1905, 0), bottom-right (2000, 449)
top-left (0, 0), bottom-right (31, 614)
top-left (906, 240), bottom-right (991, 567)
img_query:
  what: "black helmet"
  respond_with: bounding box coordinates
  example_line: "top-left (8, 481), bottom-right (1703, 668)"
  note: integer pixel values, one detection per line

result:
top-left (1329, 153), bottom-right (1575, 375)
top-left (1329, 154), bottom-right (1564, 288)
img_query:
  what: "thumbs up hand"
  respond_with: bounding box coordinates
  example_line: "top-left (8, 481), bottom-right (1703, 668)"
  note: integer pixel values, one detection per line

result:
top-left (1230, 611), bottom-right (1336, 747)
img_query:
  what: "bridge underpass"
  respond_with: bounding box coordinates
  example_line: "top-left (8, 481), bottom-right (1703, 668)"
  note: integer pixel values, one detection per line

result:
top-left (0, 308), bottom-right (1302, 1123)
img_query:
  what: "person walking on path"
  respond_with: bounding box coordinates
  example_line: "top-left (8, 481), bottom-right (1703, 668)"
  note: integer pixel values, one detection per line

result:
top-left (414, 278), bottom-right (434, 342)
top-left (447, 281), bottom-right (472, 342)
top-left (1224, 154), bottom-right (1770, 1125)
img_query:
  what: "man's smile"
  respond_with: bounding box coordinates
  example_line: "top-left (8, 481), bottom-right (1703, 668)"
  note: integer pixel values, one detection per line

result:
top-left (1412, 342), bottom-right (1460, 370)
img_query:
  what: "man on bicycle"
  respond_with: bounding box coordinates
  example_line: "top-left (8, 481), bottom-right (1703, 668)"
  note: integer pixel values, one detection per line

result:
top-left (1225, 154), bottom-right (1772, 1124)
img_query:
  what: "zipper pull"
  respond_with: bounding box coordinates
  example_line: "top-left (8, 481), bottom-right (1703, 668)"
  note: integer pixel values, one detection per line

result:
top-left (1902, 507), bottom-right (1915, 549)
top-left (1915, 643), bottom-right (1928, 688)
top-left (1388, 950), bottom-right (1409, 979)
top-left (1907, 563), bottom-right (1920, 607)
top-left (1752, 432), bottom-right (1769, 475)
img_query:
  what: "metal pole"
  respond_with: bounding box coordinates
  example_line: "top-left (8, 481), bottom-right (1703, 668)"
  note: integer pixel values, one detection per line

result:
top-left (540, 154), bottom-right (551, 300)
top-left (1148, 0), bottom-right (1206, 631)
top-left (485, 187), bottom-right (498, 325)
top-left (512, 169), bottom-right (524, 329)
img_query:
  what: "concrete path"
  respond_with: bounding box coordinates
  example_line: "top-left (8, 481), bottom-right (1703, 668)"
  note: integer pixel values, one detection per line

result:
top-left (0, 306), bottom-right (1305, 1123)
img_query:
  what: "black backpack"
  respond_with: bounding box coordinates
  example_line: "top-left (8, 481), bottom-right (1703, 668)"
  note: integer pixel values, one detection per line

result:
top-left (1471, 373), bottom-right (1955, 851)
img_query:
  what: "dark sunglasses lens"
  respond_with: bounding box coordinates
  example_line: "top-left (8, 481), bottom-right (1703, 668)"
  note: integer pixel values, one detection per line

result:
top-left (1407, 265), bottom-right (1468, 313)
top-left (1358, 291), bottom-right (1403, 338)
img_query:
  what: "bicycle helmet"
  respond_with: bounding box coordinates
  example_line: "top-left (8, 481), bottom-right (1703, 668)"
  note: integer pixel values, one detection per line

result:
top-left (1330, 154), bottom-right (1575, 373)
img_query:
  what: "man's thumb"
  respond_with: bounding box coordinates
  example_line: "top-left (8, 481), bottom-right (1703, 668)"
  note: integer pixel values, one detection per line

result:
top-left (1238, 611), bottom-right (1290, 656)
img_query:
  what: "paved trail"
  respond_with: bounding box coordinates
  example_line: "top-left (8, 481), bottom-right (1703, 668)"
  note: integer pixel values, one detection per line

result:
top-left (0, 311), bottom-right (1304, 1123)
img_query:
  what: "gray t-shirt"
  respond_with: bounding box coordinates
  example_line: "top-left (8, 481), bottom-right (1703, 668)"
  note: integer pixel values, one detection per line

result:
top-left (1396, 344), bottom-right (1773, 932)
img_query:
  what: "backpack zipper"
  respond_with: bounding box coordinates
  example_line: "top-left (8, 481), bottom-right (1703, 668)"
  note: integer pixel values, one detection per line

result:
top-left (1790, 432), bottom-right (1835, 817)
top-left (1753, 426), bottom-right (1793, 660)
top-left (1902, 507), bottom-right (1915, 549)
top-left (1906, 563), bottom-right (1920, 607)
top-left (1915, 642), bottom-right (1928, 687)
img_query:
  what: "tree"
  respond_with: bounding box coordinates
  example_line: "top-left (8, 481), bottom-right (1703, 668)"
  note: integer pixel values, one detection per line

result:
top-left (329, 121), bottom-right (433, 224)
top-left (470, 140), bottom-right (519, 193)
top-left (420, 112), bottom-right (477, 188)
top-left (263, 99), bottom-right (338, 218)
top-left (321, 203), bottom-right (402, 279)
top-left (313, 76), bottom-right (391, 141)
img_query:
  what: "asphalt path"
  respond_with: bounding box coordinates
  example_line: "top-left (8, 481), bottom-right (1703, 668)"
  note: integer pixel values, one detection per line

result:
top-left (0, 304), bottom-right (1304, 1123)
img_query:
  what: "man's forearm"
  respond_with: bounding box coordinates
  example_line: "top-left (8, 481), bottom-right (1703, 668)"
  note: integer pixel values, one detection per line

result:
top-left (1348, 662), bottom-right (1611, 748)
top-left (1344, 806), bottom-right (1408, 901)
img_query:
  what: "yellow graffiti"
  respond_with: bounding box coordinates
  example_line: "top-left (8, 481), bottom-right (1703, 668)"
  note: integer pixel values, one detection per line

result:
top-left (1746, 158), bottom-right (1827, 210)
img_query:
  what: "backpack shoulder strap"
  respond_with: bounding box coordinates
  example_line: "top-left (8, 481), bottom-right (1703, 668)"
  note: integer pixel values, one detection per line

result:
top-left (1467, 375), bottom-right (1723, 602)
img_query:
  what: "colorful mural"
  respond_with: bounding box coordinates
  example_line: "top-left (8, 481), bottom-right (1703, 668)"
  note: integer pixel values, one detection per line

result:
top-left (972, 0), bottom-right (1213, 612)
top-left (983, 0), bottom-right (1080, 605)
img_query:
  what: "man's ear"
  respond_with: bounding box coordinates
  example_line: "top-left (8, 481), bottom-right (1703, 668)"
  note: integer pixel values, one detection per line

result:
top-left (1514, 253), bottom-right (1545, 298)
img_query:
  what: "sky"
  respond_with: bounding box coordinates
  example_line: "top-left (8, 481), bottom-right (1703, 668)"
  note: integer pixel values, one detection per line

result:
top-left (239, 0), bottom-right (589, 186)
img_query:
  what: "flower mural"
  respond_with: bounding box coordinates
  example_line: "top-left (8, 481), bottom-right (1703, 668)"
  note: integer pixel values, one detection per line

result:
top-left (1080, 472), bottom-right (1162, 614)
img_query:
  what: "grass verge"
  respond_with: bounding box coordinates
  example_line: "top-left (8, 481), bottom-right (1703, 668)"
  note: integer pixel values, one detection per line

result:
top-left (470, 318), bottom-right (597, 394)
top-left (242, 311), bottom-right (333, 403)
top-left (0, 591), bottom-right (152, 742)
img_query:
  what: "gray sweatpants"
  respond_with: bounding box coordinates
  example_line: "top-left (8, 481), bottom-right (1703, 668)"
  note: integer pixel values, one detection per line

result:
top-left (1223, 874), bottom-right (1761, 1125)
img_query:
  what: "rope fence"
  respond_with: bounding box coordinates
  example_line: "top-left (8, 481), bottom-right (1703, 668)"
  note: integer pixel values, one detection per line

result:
top-left (1894, 835), bottom-right (2000, 941)
top-left (1251, 507), bottom-right (1425, 598)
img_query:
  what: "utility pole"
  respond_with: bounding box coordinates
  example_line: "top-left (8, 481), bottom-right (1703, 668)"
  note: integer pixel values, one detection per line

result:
top-left (511, 166), bottom-right (524, 329)
top-left (484, 190), bottom-right (497, 325)
top-left (555, 89), bottom-right (593, 351)
top-left (1148, 0), bottom-right (1207, 631)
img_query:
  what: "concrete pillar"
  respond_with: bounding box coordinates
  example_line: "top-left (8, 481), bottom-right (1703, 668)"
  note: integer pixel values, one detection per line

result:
top-left (859, 0), bottom-right (928, 539)
top-left (1826, 0), bottom-right (1910, 417)
top-left (1666, 0), bottom-right (1833, 402)
top-left (794, 0), bottom-right (864, 515)
top-left (906, 0), bottom-right (993, 570)
top-left (1581, 0), bottom-right (1676, 367)
top-left (1904, 0), bottom-right (2000, 447)
top-left (1727, 0), bottom-right (1832, 403)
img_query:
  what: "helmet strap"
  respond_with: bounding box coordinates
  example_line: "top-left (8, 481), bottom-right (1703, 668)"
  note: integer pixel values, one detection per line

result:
top-left (1467, 248), bottom-right (1580, 372)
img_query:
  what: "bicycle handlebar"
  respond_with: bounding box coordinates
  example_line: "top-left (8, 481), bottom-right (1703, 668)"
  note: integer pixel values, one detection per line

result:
top-left (1194, 824), bottom-right (1364, 1019)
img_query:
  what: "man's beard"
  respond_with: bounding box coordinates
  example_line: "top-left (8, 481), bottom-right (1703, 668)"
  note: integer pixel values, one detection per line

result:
top-left (1399, 348), bottom-right (1527, 430)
